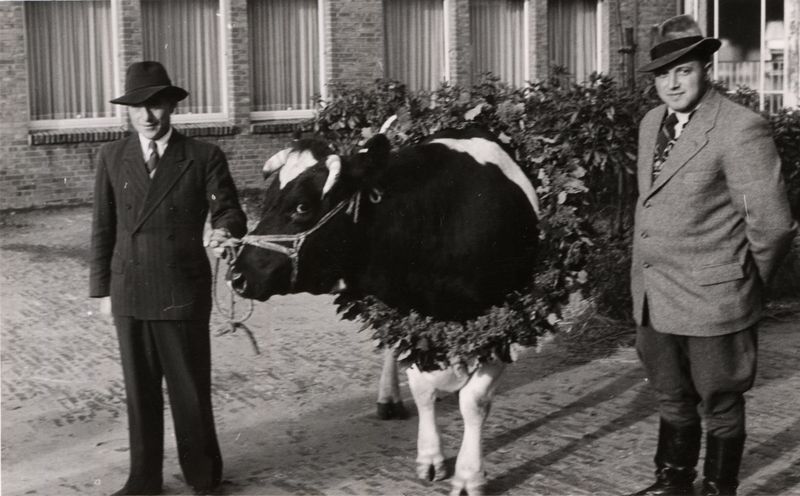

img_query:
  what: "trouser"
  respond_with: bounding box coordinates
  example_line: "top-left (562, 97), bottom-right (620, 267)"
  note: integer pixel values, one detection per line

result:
top-left (635, 322), bottom-right (758, 438)
top-left (115, 316), bottom-right (223, 490)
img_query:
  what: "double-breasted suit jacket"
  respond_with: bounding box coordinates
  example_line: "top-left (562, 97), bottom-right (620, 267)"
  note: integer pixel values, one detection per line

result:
top-left (631, 89), bottom-right (795, 337)
top-left (89, 131), bottom-right (247, 320)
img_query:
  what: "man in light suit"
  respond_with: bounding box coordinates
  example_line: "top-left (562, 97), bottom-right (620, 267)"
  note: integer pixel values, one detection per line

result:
top-left (629, 15), bottom-right (795, 496)
top-left (89, 61), bottom-right (247, 495)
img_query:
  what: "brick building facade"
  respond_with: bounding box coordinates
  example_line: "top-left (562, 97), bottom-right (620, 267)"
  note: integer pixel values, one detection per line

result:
top-left (1, 0), bottom-right (797, 210)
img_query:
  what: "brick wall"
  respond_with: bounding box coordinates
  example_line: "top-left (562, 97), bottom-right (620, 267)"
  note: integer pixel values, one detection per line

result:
top-left (327, 0), bottom-right (384, 85)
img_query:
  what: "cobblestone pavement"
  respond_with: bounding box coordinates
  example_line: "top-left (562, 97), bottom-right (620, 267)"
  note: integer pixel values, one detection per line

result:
top-left (1, 206), bottom-right (798, 496)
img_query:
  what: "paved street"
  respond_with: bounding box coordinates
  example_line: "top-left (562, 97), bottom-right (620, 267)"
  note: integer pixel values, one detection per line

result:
top-left (1, 206), bottom-right (798, 496)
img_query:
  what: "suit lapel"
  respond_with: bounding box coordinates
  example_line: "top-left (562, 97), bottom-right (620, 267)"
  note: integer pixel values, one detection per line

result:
top-left (645, 90), bottom-right (721, 201)
top-left (121, 134), bottom-right (150, 201)
top-left (134, 131), bottom-right (193, 232)
top-left (638, 106), bottom-right (664, 194)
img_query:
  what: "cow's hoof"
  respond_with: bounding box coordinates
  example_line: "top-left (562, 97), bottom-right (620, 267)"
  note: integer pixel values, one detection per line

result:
top-left (450, 475), bottom-right (486, 496)
top-left (416, 460), bottom-right (447, 482)
top-left (376, 401), bottom-right (410, 420)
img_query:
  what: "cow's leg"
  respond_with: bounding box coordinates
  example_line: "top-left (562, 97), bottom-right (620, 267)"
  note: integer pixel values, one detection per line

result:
top-left (450, 361), bottom-right (506, 496)
top-left (407, 365), bottom-right (447, 481)
top-left (376, 348), bottom-right (408, 420)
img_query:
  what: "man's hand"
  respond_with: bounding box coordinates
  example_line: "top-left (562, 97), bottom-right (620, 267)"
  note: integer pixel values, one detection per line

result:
top-left (99, 296), bottom-right (111, 316)
top-left (206, 228), bottom-right (233, 258)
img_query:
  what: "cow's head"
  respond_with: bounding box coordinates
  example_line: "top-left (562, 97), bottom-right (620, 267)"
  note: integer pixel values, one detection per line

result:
top-left (229, 133), bottom-right (391, 300)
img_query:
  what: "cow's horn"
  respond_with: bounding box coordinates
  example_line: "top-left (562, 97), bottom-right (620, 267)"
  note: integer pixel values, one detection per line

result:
top-left (379, 115), bottom-right (398, 134)
top-left (322, 154), bottom-right (341, 196)
top-left (262, 148), bottom-right (291, 176)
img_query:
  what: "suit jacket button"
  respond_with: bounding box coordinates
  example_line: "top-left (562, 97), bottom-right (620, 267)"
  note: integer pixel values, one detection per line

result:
top-left (167, 234), bottom-right (175, 240)
top-left (126, 204), bottom-right (133, 210)
top-left (643, 262), bottom-right (651, 268)
top-left (167, 262), bottom-right (176, 268)
top-left (644, 201), bottom-right (652, 208)
top-left (641, 231), bottom-right (649, 238)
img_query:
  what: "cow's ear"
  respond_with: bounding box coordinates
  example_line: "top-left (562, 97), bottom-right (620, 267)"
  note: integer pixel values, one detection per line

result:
top-left (346, 134), bottom-right (391, 180)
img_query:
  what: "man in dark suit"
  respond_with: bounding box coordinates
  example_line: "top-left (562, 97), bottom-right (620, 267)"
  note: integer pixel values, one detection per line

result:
top-left (629, 16), bottom-right (796, 496)
top-left (89, 61), bottom-right (247, 495)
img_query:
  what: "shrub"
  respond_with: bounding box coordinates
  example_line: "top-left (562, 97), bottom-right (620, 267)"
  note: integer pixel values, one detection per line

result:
top-left (273, 75), bottom-right (799, 369)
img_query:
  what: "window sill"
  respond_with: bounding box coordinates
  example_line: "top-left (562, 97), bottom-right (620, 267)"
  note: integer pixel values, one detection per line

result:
top-left (28, 123), bottom-right (239, 145)
top-left (250, 119), bottom-right (314, 135)
top-left (173, 122), bottom-right (239, 137)
top-left (28, 127), bottom-right (127, 146)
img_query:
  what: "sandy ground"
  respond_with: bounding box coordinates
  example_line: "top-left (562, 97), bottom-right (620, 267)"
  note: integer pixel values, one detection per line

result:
top-left (1, 206), bottom-right (798, 496)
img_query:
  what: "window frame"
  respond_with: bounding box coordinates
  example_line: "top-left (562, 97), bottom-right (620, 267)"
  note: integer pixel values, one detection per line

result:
top-left (249, 0), bottom-right (327, 122)
top-left (686, 0), bottom-right (789, 112)
top-left (383, 0), bottom-right (450, 91)
top-left (26, 0), bottom-right (124, 130)
top-left (470, 0), bottom-right (529, 86)
top-left (159, 0), bottom-right (230, 124)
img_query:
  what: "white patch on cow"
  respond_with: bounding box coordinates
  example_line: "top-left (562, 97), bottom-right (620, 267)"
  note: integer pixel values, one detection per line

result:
top-left (263, 148), bottom-right (291, 175)
top-left (429, 138), bottom-right (540, 216)
top-left (277, 150), bottom-right (319, 189)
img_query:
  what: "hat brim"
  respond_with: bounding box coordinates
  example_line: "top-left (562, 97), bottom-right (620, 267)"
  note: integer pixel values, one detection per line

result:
top-left (638, 38), bottom-right (721, 73)
top-left (110, 85), bottom-right (188, 105)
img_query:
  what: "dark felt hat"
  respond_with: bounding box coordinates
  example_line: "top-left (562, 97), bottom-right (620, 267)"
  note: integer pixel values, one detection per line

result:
top-left (110, 61), bottom-right (188, 105)
top-left (638, 15), bottom-right (721, 73)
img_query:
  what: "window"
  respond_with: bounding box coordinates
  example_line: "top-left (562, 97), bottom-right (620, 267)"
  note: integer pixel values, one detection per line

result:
top-left (684, 0), bottom-right (789, 112)
top-left (471, 0), bottom-right (527, 86)
top-left (548, 0), bottom-right (600, 82)
top-left (141, 0), bottom-right (227, 120)
top-left (248, 0), bottom-right (323, 119)
top-left (384, 0), bottom-right (447, 91)
top-left (25, 0), bottom-right (119, 128)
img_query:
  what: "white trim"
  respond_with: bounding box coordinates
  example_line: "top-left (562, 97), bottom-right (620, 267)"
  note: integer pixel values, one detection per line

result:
top-left (318, 0), bottom-right (328, 104)
top-left (250, 109), bottom-right (316, 121)
top-left (523, 0), bottom-right (531, 81)
top-left (28, 117), bottom-right (124, 131)
top-left (171, 112), bottom-right (228, 124)
top-left (712, 0), bottom-right (718, 79)
top-left (758, 0), bottom-right (766, 112)
top-left (247, 0), bottom-right (325, 121)
top-left (218, 0), bottom-right (230, 119)
top-left (596, 0), bottom-right (604, 74)
top-left (111, 0), bottom-right (122, 123)
top-left (442, 0), bottom-right (451, 84)
top-left (26, 0), bottom-right (124, 130)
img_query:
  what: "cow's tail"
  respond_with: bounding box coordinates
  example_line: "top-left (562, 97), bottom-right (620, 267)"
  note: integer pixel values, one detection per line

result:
top-left (379, 115), bottom-right (398, 134)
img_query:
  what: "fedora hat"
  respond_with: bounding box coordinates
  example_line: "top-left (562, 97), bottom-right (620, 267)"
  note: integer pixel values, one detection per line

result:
top-left (639, 15), bottom-right (721, 73)
top-left (110, 61), bottom-right (188, 105)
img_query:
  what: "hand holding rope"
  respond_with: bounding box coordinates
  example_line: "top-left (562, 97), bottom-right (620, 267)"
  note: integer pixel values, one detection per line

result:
top-left (211, 238), bottom-right (260, 355)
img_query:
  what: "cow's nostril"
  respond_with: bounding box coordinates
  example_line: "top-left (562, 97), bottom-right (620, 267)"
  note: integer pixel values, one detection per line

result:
top-left (231, 271), bottom-right (244, 281)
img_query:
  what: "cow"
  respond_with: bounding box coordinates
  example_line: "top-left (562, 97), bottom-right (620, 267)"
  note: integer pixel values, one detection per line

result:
top-left (228, 121), bottom-right (540, 496)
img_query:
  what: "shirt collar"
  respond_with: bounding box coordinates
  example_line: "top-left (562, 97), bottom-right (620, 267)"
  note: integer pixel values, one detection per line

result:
top-left (667, 107), bottom-right (696, 126)
top-left (138, 127), bottom-right (173, 160)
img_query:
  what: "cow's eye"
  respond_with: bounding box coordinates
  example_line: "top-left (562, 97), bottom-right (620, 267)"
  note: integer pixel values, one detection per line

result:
top-left (295, 203), bottom-right (310, 215)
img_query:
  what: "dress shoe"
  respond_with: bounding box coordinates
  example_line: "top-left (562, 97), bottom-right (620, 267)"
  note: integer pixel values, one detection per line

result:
top-left (110, 481), bottom-right (162, 495)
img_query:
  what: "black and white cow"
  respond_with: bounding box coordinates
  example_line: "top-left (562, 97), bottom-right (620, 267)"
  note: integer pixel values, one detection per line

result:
top-left (229, 122), bottom-right (540, 495)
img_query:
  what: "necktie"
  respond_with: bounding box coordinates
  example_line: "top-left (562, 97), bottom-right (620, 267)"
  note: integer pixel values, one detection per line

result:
top-left (652, 112), bottom-right (679, 182)
top-left (145, 140), bottom-right (159, 175)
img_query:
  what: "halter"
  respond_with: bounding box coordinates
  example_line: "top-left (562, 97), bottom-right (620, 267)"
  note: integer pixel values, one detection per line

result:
top-left (237, 193), bottom-right (364, 290)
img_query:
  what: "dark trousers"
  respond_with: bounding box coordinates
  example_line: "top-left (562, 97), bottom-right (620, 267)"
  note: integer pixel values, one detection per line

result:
top-left (115, 316), bottom-right (222, 490)
top-left (636, 322), bottom-right (758, 438)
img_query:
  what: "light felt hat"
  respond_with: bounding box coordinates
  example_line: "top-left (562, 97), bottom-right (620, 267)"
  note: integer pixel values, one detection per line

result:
top-left (638, 15), bottom-right (721, 73)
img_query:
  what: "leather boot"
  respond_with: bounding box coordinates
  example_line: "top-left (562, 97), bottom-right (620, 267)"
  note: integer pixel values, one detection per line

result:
top-left (700, 434), bottom-right (745, 496)
top-left (629, 419), bottom-right (702, 496)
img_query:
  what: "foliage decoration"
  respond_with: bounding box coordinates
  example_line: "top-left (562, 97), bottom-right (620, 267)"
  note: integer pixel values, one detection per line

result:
top-left (290, 74), bottom-right (800, 370)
